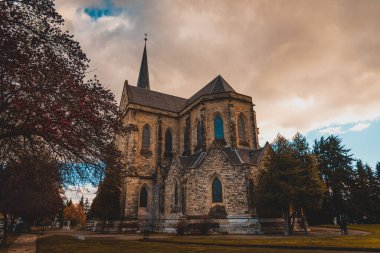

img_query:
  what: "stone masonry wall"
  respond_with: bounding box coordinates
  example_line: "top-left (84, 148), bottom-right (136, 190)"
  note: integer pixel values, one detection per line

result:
top-left (185, 145), bottom-right (249, 216)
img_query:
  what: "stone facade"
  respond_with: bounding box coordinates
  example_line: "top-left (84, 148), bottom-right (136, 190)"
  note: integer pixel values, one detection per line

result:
top-left (115, 44), bottom-right (271, 234)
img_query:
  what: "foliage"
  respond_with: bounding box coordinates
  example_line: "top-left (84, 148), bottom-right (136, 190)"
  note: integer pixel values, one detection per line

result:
top-left (0, 151), bottom-right (63, 219)
top-left (88, 167), bottom-right (122, 229)
top-left (63, 204), bottom-right (86, 227)
top-left (0, 150), bottom-right (63, 244)
top-left (310, 136), bottom-right (354, 224)
top-left (255, 134), bottom-right (326, 235)
top-left (0, 0), bottom-right (125, 185)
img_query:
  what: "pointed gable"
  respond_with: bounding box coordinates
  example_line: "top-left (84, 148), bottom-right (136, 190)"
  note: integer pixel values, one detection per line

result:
top-left (187, 75), bottom-right (236, 105)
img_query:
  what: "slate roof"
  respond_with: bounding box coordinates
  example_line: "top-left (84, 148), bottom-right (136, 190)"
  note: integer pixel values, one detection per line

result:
top-left (126, 85), bottom-right (187, 113)
top-left (178, 142), bottom-right (271, 168)
top-left (137, 43), bottom-right (150, 89)
top-left (125, 75), bottom-right (237, 113)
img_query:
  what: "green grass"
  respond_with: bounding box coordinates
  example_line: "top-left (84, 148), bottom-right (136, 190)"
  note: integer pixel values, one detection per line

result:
top-left (160, 224), bottom-right (380, 249)
top-left (0, 234), bottom-right (19, 253)
top-left (36, 235), bottom-right (338, 253)
top-left (36, 225), bottom-right (380, 253)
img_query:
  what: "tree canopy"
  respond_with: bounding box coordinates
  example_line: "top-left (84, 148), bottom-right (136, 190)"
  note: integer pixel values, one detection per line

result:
top-left (0, 0), bottom-right (124, 185)
top-left (255, 133), bottom-right (326, 235)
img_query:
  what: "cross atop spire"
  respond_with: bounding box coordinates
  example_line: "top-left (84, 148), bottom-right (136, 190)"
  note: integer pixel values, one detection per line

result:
top-left (137, 34), bottom-right (150, 89)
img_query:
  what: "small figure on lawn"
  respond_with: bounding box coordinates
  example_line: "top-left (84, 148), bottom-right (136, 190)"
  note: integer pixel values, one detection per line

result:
top-left (339, 215), bottom-right (349, 235)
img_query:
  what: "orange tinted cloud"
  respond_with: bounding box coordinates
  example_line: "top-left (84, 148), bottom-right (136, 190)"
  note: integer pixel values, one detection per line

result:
top-left (56, 0), bottom-right (380, 142)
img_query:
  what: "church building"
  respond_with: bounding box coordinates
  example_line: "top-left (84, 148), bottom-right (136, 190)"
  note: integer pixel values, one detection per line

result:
top-left (116, 40), bottom-right (271, 234)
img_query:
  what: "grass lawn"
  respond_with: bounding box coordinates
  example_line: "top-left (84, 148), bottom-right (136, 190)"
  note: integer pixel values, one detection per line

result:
top-left (36, 236), bottom-right (337, 253)
top-left (36, 224), bottom-right (380, 253)
top-left (159, 224), bottom-right (380, 249)
top-left (0, 234), bottom-right (19, 253)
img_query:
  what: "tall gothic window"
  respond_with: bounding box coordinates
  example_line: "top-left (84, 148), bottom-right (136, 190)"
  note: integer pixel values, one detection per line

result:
top-left (212, 177), bottom-right (223, 203)
top-left (142, 124), bottom-right (150, 148)
top-left (139, 187), bottom-right (148, 207)
top-left (165, 129), bottom-right (172, 153)
top-left (174, 183), bottom-right (179, 205)
top-left (196, 120), bottom-right (202, 149)
top-left (238, 113), bottom-right (246, 142)
top-left (214, 115), bottom-right (224, 140)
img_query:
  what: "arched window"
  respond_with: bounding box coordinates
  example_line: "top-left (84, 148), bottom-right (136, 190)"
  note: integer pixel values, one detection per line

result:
top-left (238, 113), bottom-right (246, 142)
top-left (212, 178), bottom-right (223, 203)
top-left (142, 124), bottom-right (150, 148)
top-left (174, 183), bottom-right (179, 206)
top-left (247, 180), bottom-right (254, 207)
top-left (165, 129), bottom-right (172, 153)
top-left (214, 115), bottom-right (224, 140)
top-left (139, 187), bottom-right (148, 207)
top-left (196, 120), bottom-right (202, 149)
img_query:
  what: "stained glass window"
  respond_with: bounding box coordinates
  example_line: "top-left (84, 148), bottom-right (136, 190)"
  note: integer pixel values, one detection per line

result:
top-left (140, 187), bottom-right (148, 207)
top-left (212, 178), bottom-right (223, 203)
top-left (214, 115), bottom-right (224, 140)
top-left (165, 129), bottom-right (172, 153)
top-left (238, 113), bottom-right (246, 142)
top-left (142, 124), bottom-right (150, 148)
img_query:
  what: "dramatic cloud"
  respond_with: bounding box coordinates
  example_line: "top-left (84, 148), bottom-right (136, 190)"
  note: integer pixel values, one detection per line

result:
top-left (348, 122), bottom-right (370, 132)
top-left (55, 0), bottom-right (380, 143)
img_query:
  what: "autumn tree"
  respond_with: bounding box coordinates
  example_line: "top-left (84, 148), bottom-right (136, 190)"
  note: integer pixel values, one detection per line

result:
top-left (0, 0), bottom-right (124, 185)
top-left (63, 204), bottom-right (86, 227)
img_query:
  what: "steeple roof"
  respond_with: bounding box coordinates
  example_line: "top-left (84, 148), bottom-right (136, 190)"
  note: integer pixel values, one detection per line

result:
top-left (137, 41), bottom-right (150, 89)
top-left (187, 75), bottom-right (236, 105)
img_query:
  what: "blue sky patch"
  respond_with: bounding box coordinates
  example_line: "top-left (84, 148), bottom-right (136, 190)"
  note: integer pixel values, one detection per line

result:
top-left (84, 0), bottom-right (123, 20)
top-left (305, 119), bottom-right (380, 169)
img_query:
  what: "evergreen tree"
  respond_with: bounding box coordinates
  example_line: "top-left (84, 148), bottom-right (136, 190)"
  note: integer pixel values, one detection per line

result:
top-left (88, 167), bottom-right (121, 233)
top-left (311, 135), bottom-right (354, 224)
top-left (291, 133), bottom-right (326, 232)
top-left (349, 160), bottom-right (371, 222)
top-left (79, 195), bottom-right (85, 208)
top-left (255, 134), bottom-right (325, 235)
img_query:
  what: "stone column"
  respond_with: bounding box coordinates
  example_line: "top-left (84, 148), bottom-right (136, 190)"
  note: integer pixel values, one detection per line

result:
top-left (250, 107), bottom-right (259, 149)
top-left (200, 106), bottom-right (207, 151)
top-left (228, 103), bottom-right (237, 148)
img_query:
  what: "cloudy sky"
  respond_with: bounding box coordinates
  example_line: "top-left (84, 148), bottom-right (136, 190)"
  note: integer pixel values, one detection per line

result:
top-left (56, 1), bottom-right (379, 199)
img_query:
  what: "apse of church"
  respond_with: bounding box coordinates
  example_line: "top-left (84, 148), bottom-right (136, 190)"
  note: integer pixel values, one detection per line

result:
top-left (116, 39), bottom-right (270, 234)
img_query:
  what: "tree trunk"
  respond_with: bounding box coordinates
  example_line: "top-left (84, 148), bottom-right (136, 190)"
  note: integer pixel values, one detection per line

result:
top-left (302, 209), bottom-right (309, 235)
top-left (283, 208), bottom-right (291, 235)
top-left (1, 213), bottom-right (8, 246)
top-left (290, 208), bottom-right (296, 234)
top-left (101, 217), bottom-right (106, 234)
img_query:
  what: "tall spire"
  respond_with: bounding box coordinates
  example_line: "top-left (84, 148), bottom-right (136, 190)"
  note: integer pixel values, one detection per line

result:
top-left (137, 33), bottom-right (150, 89)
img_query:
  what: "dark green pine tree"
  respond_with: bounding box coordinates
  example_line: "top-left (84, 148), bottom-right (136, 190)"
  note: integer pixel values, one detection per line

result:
top-left (374, 162), bottom-right (380, 222)
top-left (311, 135), bottom-right (354, 224)
top-left (291, 133), bottom-right (326, 232)
top-left (88, 167), bottom-right (122, 233)
top-left (349, 160), bottom-right (371, 222)
top-left (255, 134), bottom-right (325, 235)
top-left (79, 195), bottom-right (85, 208)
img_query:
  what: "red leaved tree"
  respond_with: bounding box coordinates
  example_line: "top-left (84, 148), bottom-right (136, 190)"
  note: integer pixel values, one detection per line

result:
top-left (0, 0), bottom-right (125, 185)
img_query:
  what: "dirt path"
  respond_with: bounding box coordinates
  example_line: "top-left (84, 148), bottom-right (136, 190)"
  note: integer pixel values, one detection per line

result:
top-left (6, 234), bottom-right (36, 253)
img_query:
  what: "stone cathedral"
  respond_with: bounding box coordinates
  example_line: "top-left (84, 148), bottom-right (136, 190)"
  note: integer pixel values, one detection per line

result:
top-left (116, 41), bottom-right (271, 234)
